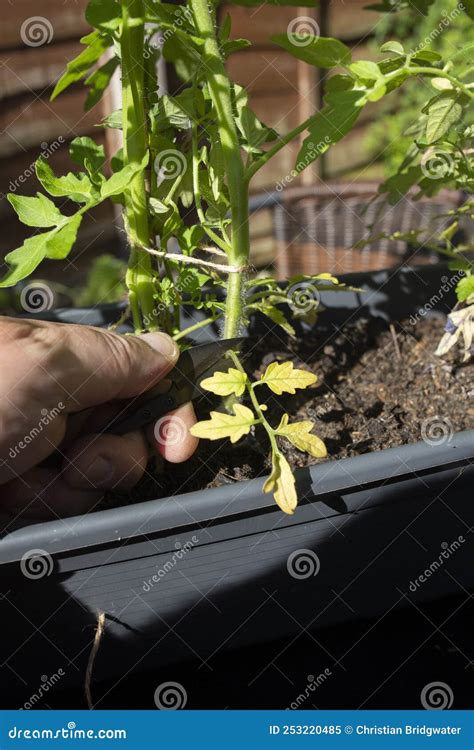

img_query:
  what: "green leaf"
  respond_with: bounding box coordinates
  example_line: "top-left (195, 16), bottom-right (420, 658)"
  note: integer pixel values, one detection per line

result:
top-left (44, 214), bottom-right (83, 259)
top-left (69, 137), bottom-right (106, 175)
top-left (101, 109), bottom-right (123, 130)
top-left (237, 106), bottom-right (278, 152)
top-left (100, 155), bottom-right (149, 199)
top-left (149, 198), bottom-right (170, 216)
top-left (51, 31), bottom-right (110, 100)
top-left (263, 451), bottom-right (297, 515)
top-left (36, 158), bottom-right (93, 203)
top-left (189, 404), bottom-right (255, 443)
top-left (349, 60), bottom-right (382, 81)
top-left (259, 361), bottom-right (317, 395)
top-left (7, 193), bottom-right (63, 228)
top-left (462, 0), bottom-right (474, 18)
top-left (200, 368), bottom-right (248, 397)
top-left (456, 276), bottom-right (474, 302)
top-left (296, 90), bottom-right (363, 170)
top-left (426, 94), bottom-right (463, 144)
top-left (272, 35), bottom-right (351, 68)
top-left (0, 214), bottom-right (82, 287)
top-left (251, 302), bottom-right (296, 337)
top-left (85, 0), bottom-right (121, 32)
top-left (412, 49), bottom-right (442, 64)
top-left (84, 56), bottom-right (119, 110)
top-left (276, 415), bottom-right (327, 458)
top-left (380, 41), bottom-right (404, 56)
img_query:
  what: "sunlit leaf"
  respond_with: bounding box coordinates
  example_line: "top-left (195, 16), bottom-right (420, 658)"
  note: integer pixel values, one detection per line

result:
top-left (189, 404), bottom-right (256, 443)
top-left (200, 368), bottom-right (248, 397)
top-left (276, 415), bottom-right (327, 458)
top-left (7, 193), bottom-right (64, 228)
top-left (263, 451), bottom-right (297, 514)
top-left (259, 361), bottom-right (317, 395)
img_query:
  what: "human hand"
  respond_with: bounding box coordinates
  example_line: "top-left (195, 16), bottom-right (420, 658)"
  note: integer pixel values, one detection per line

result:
top-left (0, 317), bottom-right (198, 520)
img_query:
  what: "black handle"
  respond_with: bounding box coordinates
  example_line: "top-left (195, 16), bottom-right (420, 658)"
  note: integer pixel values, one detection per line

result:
top-left (102, 392), bottom-right (179, 436)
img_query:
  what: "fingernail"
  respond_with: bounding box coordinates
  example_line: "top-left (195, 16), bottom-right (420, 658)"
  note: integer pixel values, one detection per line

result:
top-left (140, 332), bottom-right (179, 363)
top-left (86, 456), bottom-right (115, 487)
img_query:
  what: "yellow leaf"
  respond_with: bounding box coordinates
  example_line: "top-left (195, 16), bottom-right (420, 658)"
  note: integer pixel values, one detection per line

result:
top-left (263, 451), bottom-right (297, 514)
top-left (259, 361), bottom-right (317, 395)
top-left (189, 403), bottom-right (255, 443)
top-left (200, 367), bottom-right (247, 397)
top-left (276, 419), bottom-right (327, 458)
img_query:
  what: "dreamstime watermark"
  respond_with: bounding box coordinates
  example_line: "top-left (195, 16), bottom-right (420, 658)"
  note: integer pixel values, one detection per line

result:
top-left (408, 273), bottom-right (464, 326)
top-left (287, 549), bottom-right (320, 579)
top-left (286, 16), bottom-right (320, 45)
top-left (9, 402), bottom-right (65, 460)
top-left (420, 148), bottom-right (455, 180)
top-left (143, 536), bottom-right (199, 592)
top-left (420, 681), bottom-right (454, 710)
top-left (20, 549), bottom-right (54, 580)
top-left (408, 536), bottom-right (465, 593)
top-left (154, 415), bottom-right (188, 447)
top-left (421, 416), bottom-right (454, 446)
top-left (20, 669), bottom-right (66, 709)
top-left (8, 138), bottom-right (64, 193)
top-left (20, 16), bottom-right (53, 47)
top-left (276, 137), bottom-right (331, 191)
top-left (154, 149), bottom-right (187, 182)
top-left (20, 282), bottom-right (54, 313)
top-left (410, 3), bottom-right (465, 57)
top-left (154, 681), bottom-right (187, 709)
top-left (287, 281), bottom-right (321, 315)
top-left (286, 669), bottom-right (332, 709)
top-left (143, 6), bottom-right (194, 59)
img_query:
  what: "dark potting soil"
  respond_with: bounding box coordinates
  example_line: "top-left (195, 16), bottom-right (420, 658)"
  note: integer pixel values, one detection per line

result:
top-left (106, 316), bottom-right (473, 507)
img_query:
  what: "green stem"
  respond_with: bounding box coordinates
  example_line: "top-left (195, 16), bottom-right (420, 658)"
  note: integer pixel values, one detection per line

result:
top-left (190, 0), bottom-right (249, 338)
top-left (228, 350), bottom-right (278, 453)
top-left (247, 116), bottom-right (316, 181)
top-left (173, 314), bottom-right (222, 341)
top-left (121, 0), bottom-right (157, 332)
top-left (407, 65), bottom-right (474, 99)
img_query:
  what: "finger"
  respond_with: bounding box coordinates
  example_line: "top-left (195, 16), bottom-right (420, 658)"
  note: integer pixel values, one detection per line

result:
top-left (0, 467), bottom-right (102, 521)
top-left (0, 317), bottom-right (180, 414)
top-left (149, 401), bottom-right (199, 463)
top-left (62, 430), bottom-right (149, 492)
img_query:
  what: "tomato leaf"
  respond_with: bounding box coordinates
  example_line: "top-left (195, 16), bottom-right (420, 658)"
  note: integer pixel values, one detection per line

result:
top-left (200, 368), bottom-right (248, 397)
top-left (263, 451), bottom-right (297, 515)
top-left (189, 404), bottom-right (255, 443)
top-left (259, 361), bottom-right (317, 395)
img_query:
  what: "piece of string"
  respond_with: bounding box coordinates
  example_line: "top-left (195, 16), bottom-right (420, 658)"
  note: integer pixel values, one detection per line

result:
top-left (85, 611), bottom-right (106, 710)
top-left (139, 244), bottom-right (249, 274)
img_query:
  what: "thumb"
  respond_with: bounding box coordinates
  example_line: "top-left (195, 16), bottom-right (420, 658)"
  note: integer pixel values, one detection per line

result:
top-left (31, 322), bottom-right (180, 413)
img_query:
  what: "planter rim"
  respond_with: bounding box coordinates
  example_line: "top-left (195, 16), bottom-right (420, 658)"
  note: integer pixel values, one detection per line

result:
top-left (1, 428), bottom-right (472, 566)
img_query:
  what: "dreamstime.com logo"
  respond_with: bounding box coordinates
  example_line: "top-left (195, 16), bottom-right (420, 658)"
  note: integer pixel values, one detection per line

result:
top-left (287, 549), bottom-right (320, 579)
top-left (154, 681), bottom-right (187, 709)
top-left (421, 416), bottom-right (454, 446)
top-left (287, 282), bottom-right (321, 315)
top-left (7, 138), bottom-right (64, 193)
top-left (287, 16), bottom-right (320, 44)
top-left (20, 16), bottom-right (53, 46)
top-left (8, 723), bottom-right (127, 740)
top-left (20, 549), bottom-right (54, 580)
top-left (420, 681), bottom-right (454, 710)
top-left (20, 282), bottom-right (54, 313)
top-left (154, 149), bottom-right (187, 182)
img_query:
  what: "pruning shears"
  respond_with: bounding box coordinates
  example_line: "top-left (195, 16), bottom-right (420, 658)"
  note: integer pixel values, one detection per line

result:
top-left (102, 337), bottom-right (246, 436)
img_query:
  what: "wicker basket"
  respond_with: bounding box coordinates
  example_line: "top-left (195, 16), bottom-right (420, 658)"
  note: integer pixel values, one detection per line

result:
top-left (273, 182), bottom-right (464, 278)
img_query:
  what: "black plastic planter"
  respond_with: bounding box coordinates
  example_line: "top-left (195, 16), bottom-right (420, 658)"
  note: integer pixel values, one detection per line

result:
top-left (0, 264), bottom-right (472, 706)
